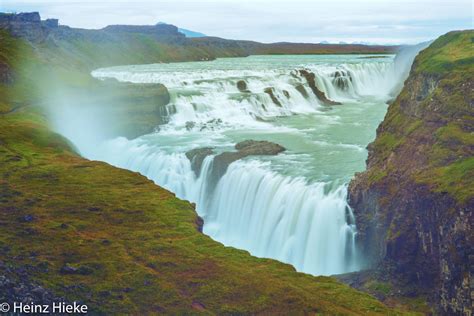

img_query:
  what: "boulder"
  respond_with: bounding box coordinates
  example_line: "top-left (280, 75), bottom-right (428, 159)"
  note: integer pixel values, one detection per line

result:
top-left (185, 121), bottom-right (196, 131)
top-left (237, 80), bottom-right (250, 92)
top-left (235, 140), bottom-right (286, 155)
top-left (210, 140), bottom-right (285, 187)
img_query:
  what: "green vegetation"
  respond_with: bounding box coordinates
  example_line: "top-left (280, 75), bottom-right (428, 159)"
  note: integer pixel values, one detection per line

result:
top-left (365, 281), bottom-right (392, 296)
top-left (413, 31), bottom-right (474, 74)
top-left (366, 30), bottom-right (473, 204)
top-left (0, 20), bottom-right (407, 315)
top-left (419, 157), bottom-right (474, 204)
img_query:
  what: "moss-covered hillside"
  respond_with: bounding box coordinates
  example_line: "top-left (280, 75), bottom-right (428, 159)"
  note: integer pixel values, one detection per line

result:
top-left (0, 109), bottom-right (404, 314)
top-left (348, 30), bottom-right (473, 314)
top-left (0, 14), bottom-right (409, 315)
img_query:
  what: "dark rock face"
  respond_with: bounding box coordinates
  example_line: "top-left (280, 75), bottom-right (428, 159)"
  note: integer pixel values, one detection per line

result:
top-left (237, 80), bottom-right (250, 92)
top-left (185, 147), bottom-right (214, 176)
top-left (211, 140), bottom-right (285, 185)
top-left (0, 260), bottom-right (68, 307)
top-left (195, 215), bottom-right (204, 233)
top-left (42, 19), bottom-right (58, 28)
top-left (57, 79), bottom-right (172, 139)
top-left (348, 31), bottom-right (473, 314)
top-left (299, 70), bottom-right (341, 105)
top-left (234, 140), bottom-right (285, 154)
top-left (264, 87), bottom-right (282, 107)
top-left (0, 12), bottom-right (51, 42)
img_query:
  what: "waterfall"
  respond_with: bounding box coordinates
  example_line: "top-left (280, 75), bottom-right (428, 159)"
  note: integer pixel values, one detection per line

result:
top-left (91, 57), bottom-right (398, 131)
top-left (90, 138), bottom-right (359, 275)
top-left (204, 160), bottom-right (358, 275)
top-left (64, 55), bottom-right (409, 277)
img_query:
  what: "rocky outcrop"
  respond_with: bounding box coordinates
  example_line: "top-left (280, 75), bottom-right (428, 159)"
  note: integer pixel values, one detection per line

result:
top-left (0, 259), bottom-right (69, 308)
top-left (264, 87), bottom-right (282, 107)
top-left (299, 70), bottom-right (341, 105)
top-left (47, 79), bottom-right (172, 140)
top-left (348, 31), bottom-right (473, 314)
top-left (210, 140), bottom-right (285, 185)
top-left (42, 19), bottom-right (58, 28)
top-left (237, 80), bottom-right (250, 92)
top-left (95, 81), bottom-right (172, 139)
top-left (187, 140), bottom-right (286, 188)
top-left (0, 12), bottom-right (216, 68)
top-left (186, 147), bottom-right (215, 176)
top-left (0, 12), bottom-right (58, 42)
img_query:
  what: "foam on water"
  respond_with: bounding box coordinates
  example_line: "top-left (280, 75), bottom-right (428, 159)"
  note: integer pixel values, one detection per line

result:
top-left (92, 56), bottom-right (400, 131)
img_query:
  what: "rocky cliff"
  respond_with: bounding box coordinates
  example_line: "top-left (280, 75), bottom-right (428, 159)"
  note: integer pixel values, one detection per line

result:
top-left (348, 30), bottom-right (473, 314)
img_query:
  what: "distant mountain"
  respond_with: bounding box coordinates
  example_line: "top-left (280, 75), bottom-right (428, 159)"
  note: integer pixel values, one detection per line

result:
top-left (157, 22), bottom-right (206, 37)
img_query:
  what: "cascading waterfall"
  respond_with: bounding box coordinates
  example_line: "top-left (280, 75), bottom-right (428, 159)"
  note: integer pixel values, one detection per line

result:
top-left (92, 57), bottom-right (399, 131)
top-left (90, 138), bottom-right (358, 275)
top-left (67, 54), bottom-right (412, 276)
top-left (204, 160), bottom-right (358, 275)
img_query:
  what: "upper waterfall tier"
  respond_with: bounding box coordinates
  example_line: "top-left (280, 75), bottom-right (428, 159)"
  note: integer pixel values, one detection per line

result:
top-left (92, 55), bottom-right (402, 131)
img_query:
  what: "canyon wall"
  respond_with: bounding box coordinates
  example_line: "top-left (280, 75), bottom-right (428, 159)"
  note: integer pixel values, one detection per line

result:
top-left (349, 30), bottom-right (473, 314)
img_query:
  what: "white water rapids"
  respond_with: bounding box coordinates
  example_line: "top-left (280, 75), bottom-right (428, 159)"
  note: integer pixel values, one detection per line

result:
top-left (54, 54), bottom-right (418, 276)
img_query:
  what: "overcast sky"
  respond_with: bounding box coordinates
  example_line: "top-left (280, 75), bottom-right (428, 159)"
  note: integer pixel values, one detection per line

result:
top-left (1, 0), bottom-right (472, 44)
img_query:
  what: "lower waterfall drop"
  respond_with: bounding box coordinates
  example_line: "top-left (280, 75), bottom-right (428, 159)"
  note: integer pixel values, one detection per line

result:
top-left (203, 160), bottom-right (358, 275)
top-left (92, 137), bottom-right (359, 276)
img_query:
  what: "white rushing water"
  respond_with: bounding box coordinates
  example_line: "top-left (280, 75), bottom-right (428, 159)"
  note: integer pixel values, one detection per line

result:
top-left (61, 54), bottom-right (415, 276)
top-left (92, 57), bottom-right (397, 131)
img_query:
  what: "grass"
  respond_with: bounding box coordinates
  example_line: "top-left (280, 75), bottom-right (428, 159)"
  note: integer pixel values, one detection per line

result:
top-left (418, 157), bottom-right (474, 204)
top-left (363, 30), bottom-right (474, 204)
top-left (0, 108), bottom-right (406, 314)
top-left (413, 31), bottom-right (474, 75)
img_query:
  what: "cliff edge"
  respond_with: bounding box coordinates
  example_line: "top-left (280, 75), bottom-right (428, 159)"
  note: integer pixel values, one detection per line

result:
top-left (348, 30), bottom-right (473, 314)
